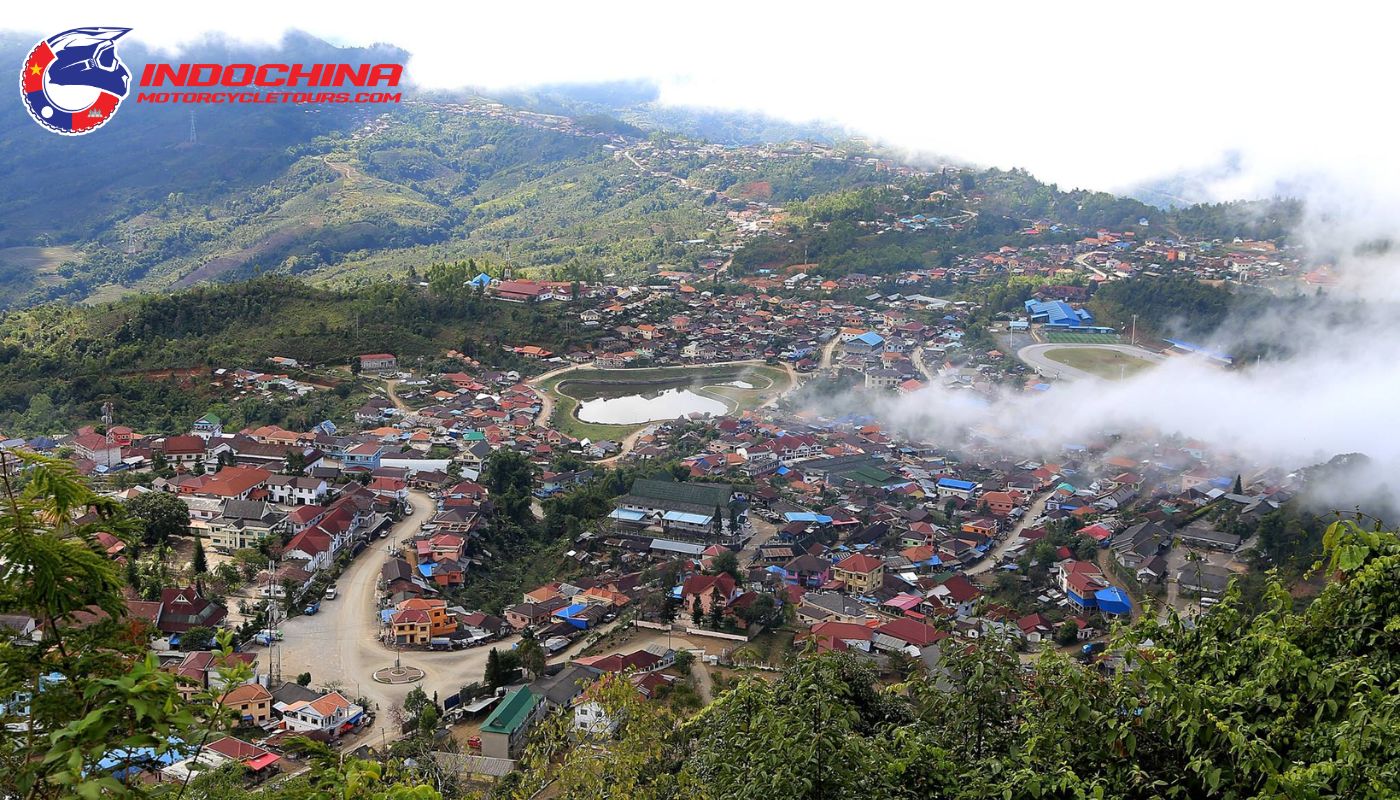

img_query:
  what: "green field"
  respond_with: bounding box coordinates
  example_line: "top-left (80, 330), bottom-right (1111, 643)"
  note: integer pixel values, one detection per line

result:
top-left (1044, 331), bottom-right (1122, 345)
top-left (1041, 347), bottom-right (1152, 380)
top-left (537, 362), bottom-right (792, 442)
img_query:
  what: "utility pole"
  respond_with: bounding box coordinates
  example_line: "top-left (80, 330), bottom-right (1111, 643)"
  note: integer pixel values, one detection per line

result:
top-left (1131, 314), bottom-right (1138, 347)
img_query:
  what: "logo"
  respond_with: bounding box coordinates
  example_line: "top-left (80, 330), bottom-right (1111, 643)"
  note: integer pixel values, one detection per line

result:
top-left (20, 27), bottom-right (131, 136)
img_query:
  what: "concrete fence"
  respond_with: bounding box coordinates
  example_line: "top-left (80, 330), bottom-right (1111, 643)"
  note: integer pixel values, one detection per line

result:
top-left (684, 626), bottom-right (750, 642)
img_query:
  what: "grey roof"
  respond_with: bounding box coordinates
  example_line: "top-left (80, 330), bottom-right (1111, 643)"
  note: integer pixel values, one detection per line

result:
top-left (649, 538), bottom-right (706, 556)
top-left (219, 499), bottom-right (285, 524)
top-left (530, 664), bottom-right (603, 708)
top-left (1111, 521), bottom-right (1169, 555)
top-left (801, 592), bottom-right (868, 618)
top-left (1175, 523), bottom-right (1242, 549)
top-left (270, 681), bottom-right (324, 707)
top-left (430, 752), bottom-right (517, 778)
top-left (1175, 562), bottom-right (1234, 594)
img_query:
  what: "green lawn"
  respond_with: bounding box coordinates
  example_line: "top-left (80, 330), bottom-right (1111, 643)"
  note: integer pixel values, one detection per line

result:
top-left (1041, 347), bottom-right (1152, 380)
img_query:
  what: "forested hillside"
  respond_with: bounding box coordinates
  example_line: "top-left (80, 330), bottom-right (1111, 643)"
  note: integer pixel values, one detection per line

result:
top-left (0, 268), bottom-right (593, 435)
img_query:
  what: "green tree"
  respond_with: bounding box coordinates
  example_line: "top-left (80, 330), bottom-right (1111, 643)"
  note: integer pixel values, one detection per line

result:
top-left (191, 536), bottom-right (208, 575)
top-left (709, 549), bottom-right (740, 580)
top-left (296, 671), bottom-right (312, 687)
top-left (735, 592), bottom-right (779, 629)
top-left (484, 647), bottom-right (521, 689)
top-left (124, 490), bottom-right (189, 546)
top-left (0, 453), bottom-right (247, 799)
top-left (483, 449), bottom-right (535, 525)
top-left (403, 686), bottom-right (431, 720)
top-left (285, 448), bottom-right (307, 476)
top-left (1053, 620), bottom-right (1078, 646)
top-left (181, 625), bottom-right (216, 651)
top-left (517, 629), bottom-right (547, 679)
top-left (672, 648), bottom-right (694, 675)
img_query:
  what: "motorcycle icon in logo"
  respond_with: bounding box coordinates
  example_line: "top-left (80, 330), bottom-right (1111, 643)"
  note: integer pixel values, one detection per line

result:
top-left (20, 27), bottom-right (132, 135)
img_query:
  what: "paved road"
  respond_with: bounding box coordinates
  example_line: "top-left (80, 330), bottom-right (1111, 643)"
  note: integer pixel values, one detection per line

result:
top-left (1016, 343), bottom-right (1162, 382)
top-left (525, 362), bottom-right (585, 428)
top-left (911, 346), bottom-right (937, 383)
top-left (272, 488), bottom-right (638, 745)
top-left (1074, 250), bottom-right (1111, 281)
top-left (273, 491), bottom-right (511, 745)
top-left (966, 490), bottom-right (1051, 576)
top-left (818, 337), bottom-right (840, 372)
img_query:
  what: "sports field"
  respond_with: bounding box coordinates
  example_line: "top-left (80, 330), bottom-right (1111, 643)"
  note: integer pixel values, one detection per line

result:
top-left (1044, 331), bottom-right (1121, 345)
top-left (1041, 347), bottom-right (1151, 380)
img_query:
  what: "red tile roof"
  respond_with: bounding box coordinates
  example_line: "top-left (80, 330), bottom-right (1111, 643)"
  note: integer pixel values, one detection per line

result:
top-left (834, 553), bottom-right (883, 575)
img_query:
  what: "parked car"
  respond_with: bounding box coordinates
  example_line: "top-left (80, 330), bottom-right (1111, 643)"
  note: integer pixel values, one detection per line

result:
top-left (324, 586), bottom-right (338, 600)
top-left (304, 601), bottom-right (321, 616)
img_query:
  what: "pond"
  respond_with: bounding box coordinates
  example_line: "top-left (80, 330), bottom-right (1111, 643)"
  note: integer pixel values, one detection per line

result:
top-left (575, 387), bottom-right (727, 424)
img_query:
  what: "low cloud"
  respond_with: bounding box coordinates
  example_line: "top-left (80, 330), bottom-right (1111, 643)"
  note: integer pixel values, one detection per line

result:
top-left (871, 192), bottom-right (1400, 516)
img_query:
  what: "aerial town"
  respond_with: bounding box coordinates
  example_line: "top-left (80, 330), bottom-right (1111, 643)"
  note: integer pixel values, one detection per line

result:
top-left (0, 204), bottom-right (1310, 789)
top-left (2, 12), bottom-right (1393, 797)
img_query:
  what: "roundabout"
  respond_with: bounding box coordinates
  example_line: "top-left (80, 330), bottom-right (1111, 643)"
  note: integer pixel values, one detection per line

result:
top-left (372, 663), bottom-right (426, 684)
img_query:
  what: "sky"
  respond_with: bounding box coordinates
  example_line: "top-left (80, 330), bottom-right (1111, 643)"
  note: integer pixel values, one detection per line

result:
top-left (7, 2), bottom-right (1400, 202)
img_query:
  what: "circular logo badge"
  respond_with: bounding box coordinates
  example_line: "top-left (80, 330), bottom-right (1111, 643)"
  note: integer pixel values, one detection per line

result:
top-left (20, 27), bottom-right (132, 136)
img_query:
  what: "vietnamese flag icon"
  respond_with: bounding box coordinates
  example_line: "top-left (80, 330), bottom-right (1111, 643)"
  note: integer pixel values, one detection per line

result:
top-left (23, 41), bottom-right (54, 95)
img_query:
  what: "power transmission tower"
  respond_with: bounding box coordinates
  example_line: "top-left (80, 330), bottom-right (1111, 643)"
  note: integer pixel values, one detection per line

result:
top-left (188, 109), bottom-right (197, 146)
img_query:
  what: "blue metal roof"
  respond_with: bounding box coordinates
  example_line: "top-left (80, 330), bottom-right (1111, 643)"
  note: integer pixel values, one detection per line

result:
top-left (662, 510), bottom-right (713, 525)
top-left (1095, 587), bottom-right (1133, 615)
top-left (1024, 299), bottom-right (1093, 327)
top-left (557, 603), bottom-right (589, 618)
top-left (936, 478), bottom-right (976, 491)
top-left (852, 331), bottom-right (885, 345)
top-left (784, 512), bottom-right (833, 524)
